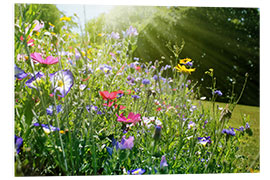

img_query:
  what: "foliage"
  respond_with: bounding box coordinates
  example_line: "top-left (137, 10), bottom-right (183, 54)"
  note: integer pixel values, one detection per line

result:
top-left (91, 6), bottom-right (259, 106)
top-left (14, 4), bottom-right (259, 176)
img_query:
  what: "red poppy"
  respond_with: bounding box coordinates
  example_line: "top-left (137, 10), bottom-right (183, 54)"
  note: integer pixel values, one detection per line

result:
top-left (99, 91), bottom-right (118, 100)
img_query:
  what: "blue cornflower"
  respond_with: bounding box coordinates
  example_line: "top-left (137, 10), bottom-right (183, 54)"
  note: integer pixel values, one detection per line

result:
top-left (127, 168), bottom-right (145, 175)
top-left (153, 75), bottom-right (158, 81)
top-left (132, 95), bottom-right (140, 99)
top-left (214, 90), bottom-right (223, 96)
top-left (142, 79), bottom-right (150, 85)
top-left (15, 135), bottom-right (23, 154)
top-left (222, 128), bottom-right (236, 136)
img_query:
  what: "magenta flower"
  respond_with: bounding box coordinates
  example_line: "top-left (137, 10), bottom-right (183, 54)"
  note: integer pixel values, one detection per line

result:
top-left (30, 52), bottom-right (59, 65)
top-left (116, 112), bottom-right (141, 124)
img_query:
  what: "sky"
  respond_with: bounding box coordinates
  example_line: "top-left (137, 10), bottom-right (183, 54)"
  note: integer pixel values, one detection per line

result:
top-left (56, 4), bottom-right (114, 33)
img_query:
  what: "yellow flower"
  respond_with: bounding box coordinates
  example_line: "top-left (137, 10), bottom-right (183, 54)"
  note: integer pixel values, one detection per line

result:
top-left (175, 64), bottom-right (195, 74)
top-left (98, 33), bottom-right (103, 37)
top-left (60, 16), bottom-right (71, 21)
top-left (179, 58), bottom-right (192, 64)
top-left (49, 22), bottom-right (55, 27)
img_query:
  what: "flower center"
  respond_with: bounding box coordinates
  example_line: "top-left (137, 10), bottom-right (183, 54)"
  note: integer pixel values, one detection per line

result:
top-left (58, 80), bottom-right (64, 87)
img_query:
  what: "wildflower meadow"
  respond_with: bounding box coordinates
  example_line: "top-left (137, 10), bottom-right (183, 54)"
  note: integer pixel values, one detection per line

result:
top-left (14, 4), bottom-right (260, 176)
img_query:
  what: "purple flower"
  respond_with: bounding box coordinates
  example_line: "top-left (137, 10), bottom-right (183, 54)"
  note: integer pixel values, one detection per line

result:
top-left (46, 105), bottom-right (62, 116)
top-left (214, 90), bottom-right (223, 96)
top-left (97, 64), bottom-right (112, 74)
top-left (160, 155), bottom-right (168, 168)
top-left (142, 78), bottom-right (150, 85)
top-left (75, 49), bottom-right (81, 60)
top-left (126, 26), bottom-right (138, 36)
top-left (188, 121), bottom-right (196, 129)
top-left (222, 128), bottom-right (236, 136)
top-left (49, 70), bottom-right (74, 97)
top-left (164, 65), bottom-right (171, 70)
top-left (238, 126), bottom-right (245, 131)
top-left (86, 105), bottom-right (98, 112)
top-left (25, 72), bottom-right (44, 89)
top-left (127, 168), bottom-right (145, 175)
top-left (117, 135), bottom-right (134, 150)
top-left (185, 61), bottom-right (193, 66)
top-left (190, 105), bottom-right (197, 112)
top-left (15, 65), bottom-right (28, 80)
top-left (33, 123), bottom-right (60, 134)
top-left (132, 95), bottom-right (140, 99)
top-left (235, 126), bottom-right (245, 132)
top-left (245, 122), bottom-right (250, 129)
top-left (126, 76), bottom-right (131, 81)
top-left (153, 75), bottom-right (158, 81)
top-left (134, 57), bottom-right (139, 61)
top-left (97, 111), bottom-right (103, 115)
top-left (154, 125), bottom-right (162, 141)
top-left (198, 136), bottom-right (211, 146)
top-left (111, 32), bottom-right (120, 39)
top-left (15, 135), bottom-right (23, 154)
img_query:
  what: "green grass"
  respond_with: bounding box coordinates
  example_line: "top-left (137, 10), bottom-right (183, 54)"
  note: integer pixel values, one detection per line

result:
top-left (200, 101), bottom-right (260, 171)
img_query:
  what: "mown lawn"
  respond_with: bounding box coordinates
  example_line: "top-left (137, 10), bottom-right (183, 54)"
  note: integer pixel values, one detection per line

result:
top-left (200, 101), bottom-right (260, 171)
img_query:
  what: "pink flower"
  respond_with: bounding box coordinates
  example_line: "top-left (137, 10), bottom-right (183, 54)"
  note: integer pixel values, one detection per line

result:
top-left (30, 52), bottom-right (59, 65)
top-left (116, 112), bottom-right (141, 124)
top-left (33, 20), bottom-right (44, 32)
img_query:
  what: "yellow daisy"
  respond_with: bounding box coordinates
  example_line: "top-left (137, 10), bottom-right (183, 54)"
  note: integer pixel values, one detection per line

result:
top-left (60, 16), bottom-right (71, 21)
top-left (175, 64), bottom-right (195, 74)
top-left (179, 58), bottom-right (192, 64)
